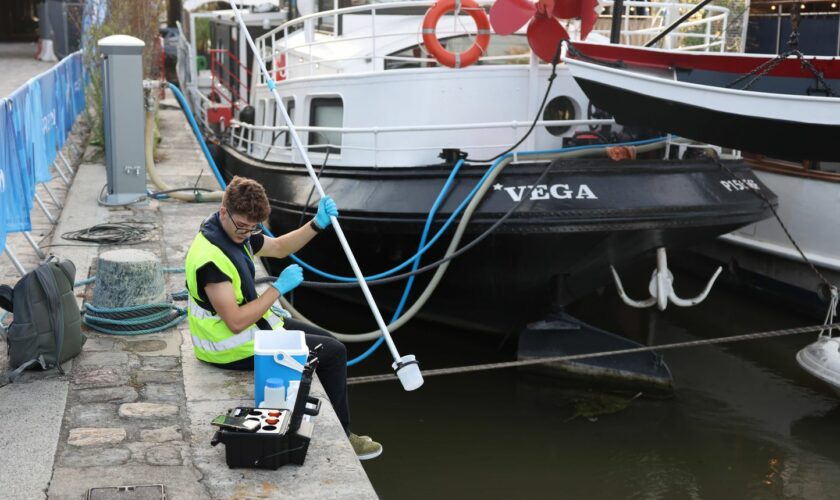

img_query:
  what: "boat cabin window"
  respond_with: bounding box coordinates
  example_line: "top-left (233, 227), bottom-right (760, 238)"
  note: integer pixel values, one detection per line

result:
top-left (315, 0), bottom-right (342, 34)
top-left (277, 100), bottom-right (295, 148)
top-left (543, 96), bottom-right (576, 136)
top-left (385, 34), bottom-right (529, 70)
top-left (309, 97), bottom-right (343, 154)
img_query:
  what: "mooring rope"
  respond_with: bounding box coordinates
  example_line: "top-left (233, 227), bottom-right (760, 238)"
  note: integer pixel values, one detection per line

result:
top-left (347, 322), bottom-right (840, 385)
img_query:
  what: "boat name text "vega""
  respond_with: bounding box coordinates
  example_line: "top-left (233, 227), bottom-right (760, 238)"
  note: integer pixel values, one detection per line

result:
top-left (720, 178), bottom-right (760, 192)
top-left (494, 183), bottom-right (598, 202)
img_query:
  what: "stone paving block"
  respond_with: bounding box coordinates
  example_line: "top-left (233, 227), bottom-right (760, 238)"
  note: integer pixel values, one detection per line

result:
top-left (68, 428), bottom-right (127, 447)
top-left (139, 425), bottom-right (183, 443)
top-left (144, 444), bottom-right (185, 466)
top-left (122, 333), bottom-right (181, 356)
top-left (80, 336), bottom-right (120, 352)
top-left (133, 369), bottom-right (181, 385)
top-left (72, 367), bottom-right (129, 388)
top-left (76, 351), bottom-right (130, 368)
top-left (68, 403), bottom-right (121, 428)
top-left (119, 402), bottom-right (179, 418)
top-left (77, 386), bottom-right (139, 404)
top-left (59, 447), bottom-right (132, 468)
top-left (142, 355), bottom-right (180, 370)
top-left (142, 382), bottom-right (184, 402)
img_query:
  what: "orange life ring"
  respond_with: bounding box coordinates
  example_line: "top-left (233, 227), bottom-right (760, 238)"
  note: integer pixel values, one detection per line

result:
top-left (422, 0), bottom-right (491, 69)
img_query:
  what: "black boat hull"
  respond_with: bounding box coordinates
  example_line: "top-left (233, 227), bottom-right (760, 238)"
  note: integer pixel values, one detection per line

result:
top-left (218, 145), bottom-right (775, 333)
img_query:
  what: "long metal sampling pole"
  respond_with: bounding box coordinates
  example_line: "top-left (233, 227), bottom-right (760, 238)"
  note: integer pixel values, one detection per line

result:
top-left (228, 3), bottom-right (423, 390)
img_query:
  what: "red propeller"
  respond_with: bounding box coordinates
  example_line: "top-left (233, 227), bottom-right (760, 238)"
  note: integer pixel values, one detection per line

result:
top-left (489, 0), bottom-right (536, 35)
top-left (489, 0), bottom-right (600, 62)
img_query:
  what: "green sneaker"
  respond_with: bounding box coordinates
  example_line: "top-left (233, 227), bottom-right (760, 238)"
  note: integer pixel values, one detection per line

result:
top-left (349, 433), bottom-right (382, 460)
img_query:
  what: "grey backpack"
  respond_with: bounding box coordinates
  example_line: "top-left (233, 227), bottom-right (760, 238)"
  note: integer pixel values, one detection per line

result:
top-left (0, 258), bottom-right (86, 381)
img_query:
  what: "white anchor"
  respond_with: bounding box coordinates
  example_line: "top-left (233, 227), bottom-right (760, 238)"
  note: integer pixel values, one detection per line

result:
top-left (611, 247), bottom-right (722, 311)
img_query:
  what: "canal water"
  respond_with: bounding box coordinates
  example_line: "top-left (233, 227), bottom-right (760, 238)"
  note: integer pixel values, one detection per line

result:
top-left (333, 271), bottom-right (840, 499)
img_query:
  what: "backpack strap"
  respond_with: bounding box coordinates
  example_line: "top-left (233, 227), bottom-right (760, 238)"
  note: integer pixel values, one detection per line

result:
top-left (8, 355), bottom-right (46, 382)
top-left (34, 264), bottom-right (65, 375)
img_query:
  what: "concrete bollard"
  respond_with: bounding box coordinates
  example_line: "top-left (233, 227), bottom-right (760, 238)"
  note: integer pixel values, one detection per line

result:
top-left (93, 249), bottom-right (165, 308)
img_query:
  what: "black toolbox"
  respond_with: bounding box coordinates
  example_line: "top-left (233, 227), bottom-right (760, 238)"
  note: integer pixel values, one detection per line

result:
top-left (210, 356), bottom-right (322, 469)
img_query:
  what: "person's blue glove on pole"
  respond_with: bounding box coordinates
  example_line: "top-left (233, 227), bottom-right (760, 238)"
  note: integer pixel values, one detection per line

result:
top-left (273, 264), bottom-right (303, 295)
top-left (314, 195), bottom-right (339, 230)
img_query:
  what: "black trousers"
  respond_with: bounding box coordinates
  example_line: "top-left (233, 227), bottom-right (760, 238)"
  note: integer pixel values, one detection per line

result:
top-left (212, 318), bottom-right (350, 434)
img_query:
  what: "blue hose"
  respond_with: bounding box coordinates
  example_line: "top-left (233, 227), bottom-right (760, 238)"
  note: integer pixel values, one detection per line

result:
top-left (347, 158), bottom-right (465, 365)
top-left (167, 83), bottom-right (227, 189)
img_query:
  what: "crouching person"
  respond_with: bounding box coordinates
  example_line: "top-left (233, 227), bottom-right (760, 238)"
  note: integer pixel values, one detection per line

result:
top-left (185, 175), bottom-right (382, 460)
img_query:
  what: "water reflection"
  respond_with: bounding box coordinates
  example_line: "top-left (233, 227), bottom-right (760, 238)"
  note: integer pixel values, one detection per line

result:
top-left (344, 272), bottom-right (840, 499)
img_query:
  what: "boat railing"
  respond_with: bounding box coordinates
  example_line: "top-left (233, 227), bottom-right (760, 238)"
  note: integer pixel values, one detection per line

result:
top-left (228, 117), bottom-right (616, 166)
top-left (209, 48), bottom-right (252, 109)
top-left (593, 0), bottom-right (729, 50)
top-left (175, 21), bottom-right (194, 90)
top-left (253, 0), bottom-right (728, 86)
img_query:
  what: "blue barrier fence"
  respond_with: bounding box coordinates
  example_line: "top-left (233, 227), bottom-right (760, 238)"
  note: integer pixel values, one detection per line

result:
top-left (0, 51), bottom-right (86, 256)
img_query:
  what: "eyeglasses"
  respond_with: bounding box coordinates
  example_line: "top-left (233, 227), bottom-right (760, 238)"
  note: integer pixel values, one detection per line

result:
top-left (226, 209), bottom-right (263, 235)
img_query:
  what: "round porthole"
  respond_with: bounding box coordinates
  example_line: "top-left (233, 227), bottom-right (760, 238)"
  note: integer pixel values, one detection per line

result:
top-left (543, 96), bottom-right (576, 136)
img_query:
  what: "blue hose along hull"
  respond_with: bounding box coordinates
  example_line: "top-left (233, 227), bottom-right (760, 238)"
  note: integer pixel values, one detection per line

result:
top-left (218, 145), bottom-right (776, 334)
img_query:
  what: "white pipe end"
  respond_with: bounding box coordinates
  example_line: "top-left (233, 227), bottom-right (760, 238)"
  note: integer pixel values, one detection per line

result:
top-left (393, 354), bottom-right (424, 391)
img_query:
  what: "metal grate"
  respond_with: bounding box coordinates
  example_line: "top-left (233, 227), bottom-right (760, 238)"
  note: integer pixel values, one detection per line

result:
top-left (87, 484), bottom-right (166, 500)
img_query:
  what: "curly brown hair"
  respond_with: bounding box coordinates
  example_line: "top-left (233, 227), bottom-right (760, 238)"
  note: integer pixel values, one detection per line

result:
top-left (223, 176), bottom-right (270, 222)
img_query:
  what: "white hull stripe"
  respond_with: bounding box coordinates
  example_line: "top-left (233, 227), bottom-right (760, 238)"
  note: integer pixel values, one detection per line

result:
top-left (564, 58), bottom-right (840, 126)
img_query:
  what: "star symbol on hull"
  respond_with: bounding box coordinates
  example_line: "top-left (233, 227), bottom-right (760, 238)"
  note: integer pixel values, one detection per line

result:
top-left (493, 183), bottom-right (503, 191)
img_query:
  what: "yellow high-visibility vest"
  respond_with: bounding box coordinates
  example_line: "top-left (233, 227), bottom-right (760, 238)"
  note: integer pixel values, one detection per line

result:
top-left (184, 232), bottom-right (283, 363)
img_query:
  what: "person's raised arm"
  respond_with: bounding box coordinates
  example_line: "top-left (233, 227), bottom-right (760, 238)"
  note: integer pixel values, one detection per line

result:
top-left (256, 196), bottom-right (338, 259)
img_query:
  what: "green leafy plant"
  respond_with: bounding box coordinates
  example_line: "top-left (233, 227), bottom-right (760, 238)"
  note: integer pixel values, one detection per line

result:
top-left (81, 0), bottom-right (166, 147)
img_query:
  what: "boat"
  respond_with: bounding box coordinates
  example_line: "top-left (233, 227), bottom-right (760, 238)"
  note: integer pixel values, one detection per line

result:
top-left (563, 42), bottom-right (840, 162)
top-left (562, 0), bottom-right (840, 314)
top-left (173, 0), bottom-right (776, 339)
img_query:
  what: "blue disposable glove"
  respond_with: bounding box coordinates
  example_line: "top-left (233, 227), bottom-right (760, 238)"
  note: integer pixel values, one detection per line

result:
top-left (314, 195), bottom-right (339, 230)
top-left (273, 264), bottom-right (303, 295)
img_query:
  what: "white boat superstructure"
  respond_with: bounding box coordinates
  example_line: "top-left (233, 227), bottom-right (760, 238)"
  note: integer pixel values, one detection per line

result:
top-left (175, 0), bottom-right (730, 168)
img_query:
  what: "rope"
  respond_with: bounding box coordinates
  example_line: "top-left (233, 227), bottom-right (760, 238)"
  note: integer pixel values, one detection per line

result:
top-left (73, 267), bottom-right (190, 335)
top-left (82, 302), bottom-right (187, 336)
top-left (61, 221), bottom-right (157, 245)
top-left (347, 322), bottom-right (840, 385)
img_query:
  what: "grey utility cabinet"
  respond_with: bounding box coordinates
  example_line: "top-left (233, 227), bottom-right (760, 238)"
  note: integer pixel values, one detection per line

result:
top-left (99, 35), bottom-right (146, 205)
